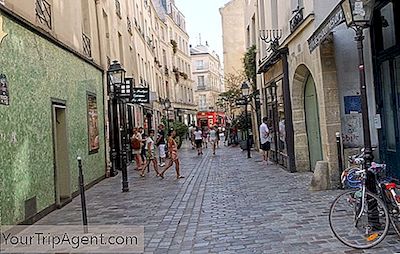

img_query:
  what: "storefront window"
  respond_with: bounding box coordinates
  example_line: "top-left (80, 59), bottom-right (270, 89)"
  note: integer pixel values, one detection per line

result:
top-left (380, 2), bottom-right (396, 50)
top-left (382, 60), bottom-right (396, 151)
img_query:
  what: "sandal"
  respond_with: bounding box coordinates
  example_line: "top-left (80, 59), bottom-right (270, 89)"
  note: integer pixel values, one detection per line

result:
top-left (176, 175), bottom-right (185, 179)
top-left (158, 173), bottom-right (164, 179)
top-left (140, 173), bottom-right (145, 177)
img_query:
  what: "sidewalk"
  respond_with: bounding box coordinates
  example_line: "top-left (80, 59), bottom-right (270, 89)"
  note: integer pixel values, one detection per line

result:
top-left (37, 143), bottom-right (400, 253)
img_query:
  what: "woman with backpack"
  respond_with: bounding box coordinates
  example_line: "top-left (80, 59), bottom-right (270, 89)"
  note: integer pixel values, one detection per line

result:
top-left (131, 127), bottom-right (143, 171)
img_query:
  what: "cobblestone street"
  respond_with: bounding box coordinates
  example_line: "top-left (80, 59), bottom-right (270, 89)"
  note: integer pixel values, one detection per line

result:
top-left (38, 143), bottom-right (400, 253)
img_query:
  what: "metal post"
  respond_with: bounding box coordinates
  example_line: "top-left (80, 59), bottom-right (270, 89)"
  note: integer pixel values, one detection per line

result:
top-left (109, 95), bottom-right (118, 177)
top-left (119, 101), bottom-right (129, 192)
top-left (77, 157), bottom-right (88, 233)
top-left (166, 109), bottom-right (170, 130)
top-left (355, 27), bottom-right (374, 191)
top-left (336, 132), bottom-right (344, 177)
top-left (245, 101), bottom-right (251, 158)
top-left (281, 48), bottom-right (296, 173)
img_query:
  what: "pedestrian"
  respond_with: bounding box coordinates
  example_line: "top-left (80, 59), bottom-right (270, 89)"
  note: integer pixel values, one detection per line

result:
top-left (159, 130), bottom-right (184, 179)
top-left (209, 126), bottom-right (218, 155)
top-left (188, 124), bottom-right (196, 149)
top-left (259, 117), bottom-right (272, 163)
top-left (216, 127), bottom-right (221, 148)
top-left (156, 124), bottom-right (166, 167)
top-left (140, 128), bottom-right (147, 167)
top-left (131, 127), bottom-right (143, 171)
top-left (193, 127), bottom-right (203, 155)
top-left (141, 129), bottom-right (160, 177)
top-left (202, 127), bottom-right (209, 148)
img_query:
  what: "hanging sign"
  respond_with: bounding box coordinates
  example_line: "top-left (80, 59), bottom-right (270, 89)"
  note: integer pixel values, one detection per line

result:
top-left (307, 4), bottom-right (345, 52)
top-left (131, 87), bottom-right (150, 104)
top-left (0, 74), bottom-right (9, 106)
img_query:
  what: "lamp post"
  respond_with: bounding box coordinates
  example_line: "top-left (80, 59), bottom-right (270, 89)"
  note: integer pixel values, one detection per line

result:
top-left (163, 98), bottom-right (172, 130)
top-left (340, 0), bottom-right (375, 189)
top-left (268, 82), bottom-right (278, 162)
top-left (107, 60), bottom-right (130, 192)
top-left (241, 81), bottom-right (251, 159)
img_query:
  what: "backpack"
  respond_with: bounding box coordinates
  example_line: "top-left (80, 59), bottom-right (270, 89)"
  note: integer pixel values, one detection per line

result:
top-left (131, 137), bottom-right (141, 150)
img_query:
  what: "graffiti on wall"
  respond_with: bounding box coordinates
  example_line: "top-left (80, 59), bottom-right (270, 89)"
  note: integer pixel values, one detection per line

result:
top-left (342, 114), bottom-right (363, 148)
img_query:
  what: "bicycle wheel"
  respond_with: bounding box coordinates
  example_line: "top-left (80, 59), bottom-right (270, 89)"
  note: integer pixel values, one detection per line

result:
top-left (329, 190), bottom-right (390, 249)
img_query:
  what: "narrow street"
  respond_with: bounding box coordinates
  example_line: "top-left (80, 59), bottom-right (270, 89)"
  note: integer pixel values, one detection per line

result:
top-left (37, 143), bottom-right (400, 253)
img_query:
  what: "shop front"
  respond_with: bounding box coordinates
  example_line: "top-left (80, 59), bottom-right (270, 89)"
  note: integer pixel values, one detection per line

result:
top-left (371, 0), bottom-right (400, 178)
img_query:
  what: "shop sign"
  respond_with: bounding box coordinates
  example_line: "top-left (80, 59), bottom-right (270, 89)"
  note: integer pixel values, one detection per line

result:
top-left (0, 74), bottom-right (9, 106)
top-left (131, 87), bottom-right (150, 104)
top-left (308, 4), bottom-right (345, 52)
top-left (235, 98), bottom-right (247, 106)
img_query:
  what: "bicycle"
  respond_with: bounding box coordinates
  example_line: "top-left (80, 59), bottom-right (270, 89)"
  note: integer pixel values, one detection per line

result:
top-left (329, 156), bottom-right (400, 249)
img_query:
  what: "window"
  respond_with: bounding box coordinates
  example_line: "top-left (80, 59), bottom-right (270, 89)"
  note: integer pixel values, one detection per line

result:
top-left (199, 95), bottom-right (206, 110)
top-left (196, 60), bottom-right (204, 70)
top-left (380, 2), bottom-right (396, 50)
top-left (198, 76), bottom-right (205, 89)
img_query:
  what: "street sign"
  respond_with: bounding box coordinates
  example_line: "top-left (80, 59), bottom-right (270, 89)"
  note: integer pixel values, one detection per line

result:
top-left (236, 98), bottom-right (247, 106)
top-left (132, 87), bottom-right (150, 104)
top-left (0, 74), bottom-right (10, 106)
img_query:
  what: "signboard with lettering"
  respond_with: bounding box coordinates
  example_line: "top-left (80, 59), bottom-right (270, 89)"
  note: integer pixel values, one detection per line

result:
top-left (0, 74), bottom-right (9, 106)
top-left (131, 87), bottom-right (150, 104)
top-left (308, 4), bottom-right (345, 52)
top-left (235, 98), bottom-right (247, 106)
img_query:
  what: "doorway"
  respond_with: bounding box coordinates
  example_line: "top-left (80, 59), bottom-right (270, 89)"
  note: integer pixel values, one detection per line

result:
top-left (304, 75), bottom-right (323, 171)
top-left (52, 103), bottom-right (71, 207)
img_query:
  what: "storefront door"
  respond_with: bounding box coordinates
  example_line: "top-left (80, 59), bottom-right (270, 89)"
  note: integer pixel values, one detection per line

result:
top-left (304, 75), bottom-right (323, 171)
top-left (378, 57), bottom-right (400, 178)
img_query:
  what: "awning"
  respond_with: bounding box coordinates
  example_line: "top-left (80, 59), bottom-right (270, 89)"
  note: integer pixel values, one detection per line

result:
top-left (307, 4), bottom-right (345, 53)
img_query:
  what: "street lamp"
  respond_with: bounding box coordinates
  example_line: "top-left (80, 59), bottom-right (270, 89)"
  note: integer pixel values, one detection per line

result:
top-left (107, 60), bottom-right (129, 192)
top-left (340, 0), bottom-right (375, 188)
top-left (241, 81), bottom-right (251, 159)
top-left (163, 98), bottom-right (172, 130)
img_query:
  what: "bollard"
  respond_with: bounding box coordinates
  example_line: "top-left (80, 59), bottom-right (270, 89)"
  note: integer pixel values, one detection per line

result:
top-left (77, 157), bottom-right (88, 233)
top-left (336, 132), bottom-right (344, 177)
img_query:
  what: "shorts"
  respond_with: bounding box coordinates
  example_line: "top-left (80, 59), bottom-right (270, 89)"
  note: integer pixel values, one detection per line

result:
top-left (195, 139), bottom-right (202, 148)
top-left (261, 141), bottom-right (271, 151)
top-left (146, 151), bottom-right (156, 160)
top-left (158, 144), bottom-right (166, 158)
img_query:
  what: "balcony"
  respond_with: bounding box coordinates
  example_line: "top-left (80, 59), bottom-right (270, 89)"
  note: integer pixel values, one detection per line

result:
top-left (289, 7), bottom-right (304, 33)
top-left (127, 17), bottom-right (132, 34)
top-left (82, 33), bottom-right (92, 58)
top-left (35, 0), bottom-right (52, 30)
top-left (115, 0), bottom-right (121, 19)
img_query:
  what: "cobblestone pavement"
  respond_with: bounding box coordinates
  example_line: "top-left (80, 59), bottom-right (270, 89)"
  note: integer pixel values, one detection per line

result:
top-left (38, 143), bottom-right (400, 253)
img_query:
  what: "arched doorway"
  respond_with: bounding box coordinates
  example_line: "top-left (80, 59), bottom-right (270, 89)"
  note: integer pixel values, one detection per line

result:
top-left (304, 74), bottom-right (323, 171)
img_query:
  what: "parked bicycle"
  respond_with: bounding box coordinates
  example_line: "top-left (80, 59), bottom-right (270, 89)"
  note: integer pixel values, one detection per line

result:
top-left (329, 152), bottom-right (400, 249)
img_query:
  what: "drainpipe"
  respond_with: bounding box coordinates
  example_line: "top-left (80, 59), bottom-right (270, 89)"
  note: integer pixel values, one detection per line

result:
top-left (94, 0), bottom-right (110, 176)
top-left (280, 47), bottom-right (296, 173)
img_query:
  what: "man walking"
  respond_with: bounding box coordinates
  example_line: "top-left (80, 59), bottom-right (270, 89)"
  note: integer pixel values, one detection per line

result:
top-left (156, 124), bottom-right (166, 167)
top-left (259, 117), bottom-right (271, 163)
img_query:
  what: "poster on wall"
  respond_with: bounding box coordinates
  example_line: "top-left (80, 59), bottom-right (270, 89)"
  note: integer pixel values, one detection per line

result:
top-left (87, 93), bottom-right (99, 154)
top-left (0, 74), bottom-right (10, 106)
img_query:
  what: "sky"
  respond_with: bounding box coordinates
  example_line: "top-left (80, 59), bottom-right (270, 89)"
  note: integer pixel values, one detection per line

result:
top-left (174, 0), bottom-right (231, 58)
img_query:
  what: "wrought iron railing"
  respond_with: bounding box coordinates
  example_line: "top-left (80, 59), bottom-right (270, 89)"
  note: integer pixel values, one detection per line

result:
top-left (82, 33), bottom-right (92, 58)
top-left (127, 17), bottom-right (132, 34)
top-left (35, 0), bottom-right (52, 30)
top-left (289, 7), bottom-right (304, 33)
top-left (115, 0), bottom-right (121, 18)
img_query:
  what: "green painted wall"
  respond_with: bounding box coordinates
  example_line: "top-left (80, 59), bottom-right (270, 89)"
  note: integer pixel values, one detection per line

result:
top-left (0, 13), bottom-right (105, 225)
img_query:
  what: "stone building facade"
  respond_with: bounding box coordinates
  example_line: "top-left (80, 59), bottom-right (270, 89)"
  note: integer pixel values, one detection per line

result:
top-left (190, 43), bottom-right (224, 113)
top-left (253, 0), bottom-right (393, 187)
